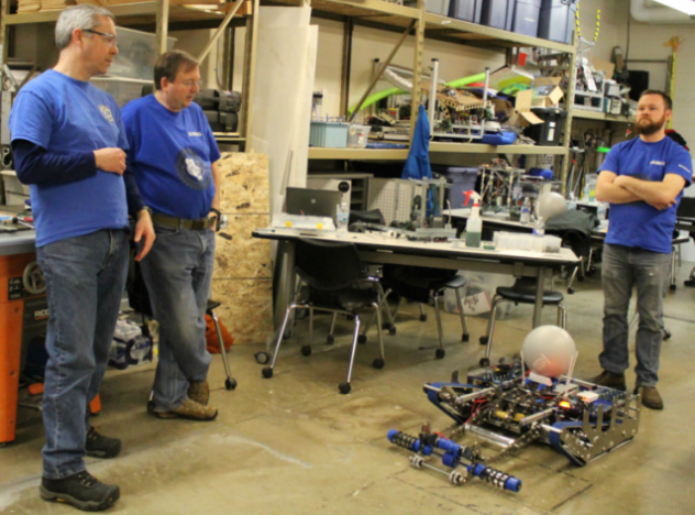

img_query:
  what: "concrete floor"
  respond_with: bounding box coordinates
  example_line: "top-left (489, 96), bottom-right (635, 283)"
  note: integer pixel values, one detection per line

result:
top-left (2, 264), bottom-right (695, 515)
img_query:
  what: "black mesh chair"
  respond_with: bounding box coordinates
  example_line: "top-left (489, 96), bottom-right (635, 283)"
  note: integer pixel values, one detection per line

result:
top-left (262, 239), bottom-right (385, 395)
top-left (478, 277), bottom-right (567, 367)
top-left (376, 265), bottom-right (470, 359)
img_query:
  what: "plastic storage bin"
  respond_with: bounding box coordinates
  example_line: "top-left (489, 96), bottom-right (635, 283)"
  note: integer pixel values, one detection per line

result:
top-left (107, 26), bottom-right (176, 81)
top-left (449, 0), bottom-right (483, 22)
top-left (310, 121), bottom-right (349, 148)
top-left (523, 107), bottom-right (567, 146)
top-left (347, 124), bottom-right (372, 148)
top-left (481, 0), bottom-right (515, 30)
top-left (91, 77), bottom-right (145, 108)
top-left (510, 0), bottom-right (542, 37)
top-left (538, 0), bottom-right (577, 44)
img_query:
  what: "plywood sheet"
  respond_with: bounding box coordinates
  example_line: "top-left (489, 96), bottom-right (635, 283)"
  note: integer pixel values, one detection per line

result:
top-left (213, 214), bottom-right (271, 280)
top-left (211, 279), bottom-right (274, 345)
top-left (217, 152), bottom-right (270, 214)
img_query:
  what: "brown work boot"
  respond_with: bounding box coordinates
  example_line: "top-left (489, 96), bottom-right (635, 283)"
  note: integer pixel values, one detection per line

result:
top-left (635, 385), bottom-right (664, 410)
top-left (188, 380), bottom-right (210, 406)
top-left (155, 398), bottom-right (218, 421)
top-left (590, 370), bottom-right (626, 391)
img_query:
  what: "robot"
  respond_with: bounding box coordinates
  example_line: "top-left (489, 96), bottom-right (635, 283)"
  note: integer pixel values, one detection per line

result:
top-left (388, 326), bottom-right (640, 490)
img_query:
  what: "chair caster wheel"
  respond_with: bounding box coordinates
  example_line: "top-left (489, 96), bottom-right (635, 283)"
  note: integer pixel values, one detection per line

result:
top-left (435, 348), bottom-right (445, 359)
top-left (567, 287), bottom-right (575, 295)
top-left (670, 284), bottom-right (677, 291)
top-left (147, 400), bottom-right (155, 414)
top-left (339, 382), bottom-right (351, 394)
top-left (326, 335), bottom-right (335, 345)
top-left (358, 335), bottom-right (367, 344)
top-left (462, 333), bottom-right (470, 343)
top-left (388, 325), bottom-right (397, 336)
top-left (479, 357), bottom-right (491, 367)
top-left (373, 358), bottom-right (385, 369)
top-left (225, 378), bottom-right (237, 390)
top-left (254, 351), bottom-right (269, 364)
top-left (262, 367), bottom-right (273, 379)
top-left (301, 345), bottom-right (312, 356)
top-left (420, 314), bottom-right (428, 322)
top-left (479, 336), bottom-right (488, 345)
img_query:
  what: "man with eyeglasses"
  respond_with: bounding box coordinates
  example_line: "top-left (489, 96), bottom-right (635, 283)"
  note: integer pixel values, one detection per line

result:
top-left (121, 50), bottom-right (222, 422)
top-left (8, 4), bottom-right (154, 512)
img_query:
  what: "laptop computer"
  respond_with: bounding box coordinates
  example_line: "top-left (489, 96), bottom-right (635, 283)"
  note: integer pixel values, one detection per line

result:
top-left (285, 187), bottom-right (342, 223)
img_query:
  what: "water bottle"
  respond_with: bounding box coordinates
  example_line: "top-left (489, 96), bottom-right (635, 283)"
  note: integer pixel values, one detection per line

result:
top-left (567, 194), bottom-right (577, 211)
top-left (597, 202), bottom-right (607, 222)
top-left (336, 202), bottom-right (349, 232)
top-left (533, 216), bottom-right (545, 237)
top-left (520, 197), bottom-right (531, 224)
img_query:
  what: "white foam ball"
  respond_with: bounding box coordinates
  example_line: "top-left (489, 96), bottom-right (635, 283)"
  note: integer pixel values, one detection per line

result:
top-left (536, 192), bottom-right (567, 220)
top-left (522, 325), bottom-right (576, 378)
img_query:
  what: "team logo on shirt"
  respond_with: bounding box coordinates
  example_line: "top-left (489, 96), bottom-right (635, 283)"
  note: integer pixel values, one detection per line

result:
top-left (176, 148), bottom-right (212, 190)
top-left (99, 105), bottom-right (114, 124)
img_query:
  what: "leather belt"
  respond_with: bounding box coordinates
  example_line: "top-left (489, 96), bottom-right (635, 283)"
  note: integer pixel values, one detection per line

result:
top-left (151, 213), bottom-right (215, 231)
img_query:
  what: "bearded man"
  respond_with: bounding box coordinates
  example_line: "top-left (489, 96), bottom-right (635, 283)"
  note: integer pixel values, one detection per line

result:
top-left (591, 90), bottom-right (692, 410)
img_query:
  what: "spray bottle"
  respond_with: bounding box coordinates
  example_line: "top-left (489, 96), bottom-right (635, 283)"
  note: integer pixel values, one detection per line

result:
top-left (463, 190), bottom-right (483, 248)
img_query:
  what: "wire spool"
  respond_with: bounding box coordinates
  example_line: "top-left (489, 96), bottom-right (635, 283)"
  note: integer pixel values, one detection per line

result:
top-left (23, 261), bottom-right (46, 295)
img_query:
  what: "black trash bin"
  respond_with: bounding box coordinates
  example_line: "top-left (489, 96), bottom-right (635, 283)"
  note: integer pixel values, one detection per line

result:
top-left (524, 107), bottom-right (567, 146)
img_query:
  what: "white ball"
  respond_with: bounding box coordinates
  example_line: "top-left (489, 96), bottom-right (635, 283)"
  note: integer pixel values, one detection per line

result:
top-left (536, 192), bottom-right (567, 220)
top-left (521, 325), bottom-right (576, 378)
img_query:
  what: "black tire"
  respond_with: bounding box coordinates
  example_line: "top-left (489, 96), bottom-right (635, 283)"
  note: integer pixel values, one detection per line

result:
top-left (326, 335), bottom-right (335, 345)
top-left (339, 382), bottom-right (351, 394)
top-left (462, 333), bottom-right (470, 343)
top-left (225, 378), bottom-right (237, 390)
top-left (358, 335), bottom-right (367, 344)
top-left (479, 336), bottom-right (489, 346)
top-left (568, 287), bottom-right (575, 295)
top-left (420, 314), bottom-right (428, 322)
top-left (479, 357), bottom-right (490, 367)
top-left (388, 326), bottom-right (397, 336)
top-left (262, 367), bottom-right (273, 379)
top-left (670, 284), bottom-right (677, 291)
top-left (435, 348), bottom-right (446, 359)
top-left (301, 345), bottom-right (312, 356)
top-left (373, 358), bottom-right (385, 369)
top-left (254, 351), bottom-right (269, 365)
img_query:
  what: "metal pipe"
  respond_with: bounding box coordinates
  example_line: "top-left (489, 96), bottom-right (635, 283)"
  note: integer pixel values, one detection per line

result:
top-left (519, 407), bottom-right (555, 426)
top-left (464, 424), bottom-right (516, 449)
top-left (428, 58), bottom-right (439, 137)
top-left (455, 386), bottom-right (496, 405)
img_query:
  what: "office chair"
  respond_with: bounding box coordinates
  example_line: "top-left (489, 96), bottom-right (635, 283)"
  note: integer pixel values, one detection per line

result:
top-left (262, 239), bottom-right (386, 395)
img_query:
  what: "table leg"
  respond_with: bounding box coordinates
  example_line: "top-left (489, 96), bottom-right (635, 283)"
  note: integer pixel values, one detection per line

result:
top-left (274, 240), bottom-right (296, 331)
top-left (533, 267), bottom-right (546, 328)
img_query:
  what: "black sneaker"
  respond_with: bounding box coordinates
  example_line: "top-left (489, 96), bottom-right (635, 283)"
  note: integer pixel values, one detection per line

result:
top-left (85, 427), bottom-right (121, 459)
top-left (635, 385), bottom-right (664, 410)
top-left (40, 471), bottom-right (120, 511)
top-left (590, 370), bottom-right (627, 391)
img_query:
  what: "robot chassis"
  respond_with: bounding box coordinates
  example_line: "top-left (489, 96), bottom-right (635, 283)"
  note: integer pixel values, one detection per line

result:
top-left (388, 360), bottom-right (641, 491)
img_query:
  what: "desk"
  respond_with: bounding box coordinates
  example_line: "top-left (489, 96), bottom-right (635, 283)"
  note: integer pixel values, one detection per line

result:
top-left (253, 227), bottom-right (579, 330)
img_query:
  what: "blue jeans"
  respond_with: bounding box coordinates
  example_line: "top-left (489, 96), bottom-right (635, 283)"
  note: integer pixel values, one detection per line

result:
top-left (601, 243), bottom-right (672, 387)
top-left (139, 225), bottom-right (215, 412)
top-left (37, 229), bottom-right (130, 480)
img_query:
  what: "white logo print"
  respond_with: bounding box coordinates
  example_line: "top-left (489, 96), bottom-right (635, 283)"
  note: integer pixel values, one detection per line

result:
top-left (185, 157), bottom-right (204, 181)
top-left (650, 161), bottom-right (666, 166)
top-left (99, 105), bottom-right (114, 123)
top-left (679, 164), bottom-right (692, 175)
top-left (188, 132), bottom-right (202, 137)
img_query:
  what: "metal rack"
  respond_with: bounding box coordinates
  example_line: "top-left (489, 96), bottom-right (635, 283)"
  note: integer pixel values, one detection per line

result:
top-left (0, 0), bottom-right (259, 148)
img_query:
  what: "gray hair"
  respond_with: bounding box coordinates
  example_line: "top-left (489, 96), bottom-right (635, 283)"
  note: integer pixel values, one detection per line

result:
top-left (55, 4), bottom-right (114, 51)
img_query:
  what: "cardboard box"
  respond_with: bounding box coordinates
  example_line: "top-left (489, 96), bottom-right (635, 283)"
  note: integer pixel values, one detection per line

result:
top-left (514, 90), bottom-right (545, 126)
top-left (530, 76), bottom-right (564, 108)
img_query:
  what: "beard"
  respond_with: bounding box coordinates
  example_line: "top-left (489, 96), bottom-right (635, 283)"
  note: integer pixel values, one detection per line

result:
top-left (634, 114), bottom-right (667, 135)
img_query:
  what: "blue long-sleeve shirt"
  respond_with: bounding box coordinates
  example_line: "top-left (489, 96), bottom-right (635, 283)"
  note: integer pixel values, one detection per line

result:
top-left (11, 138), bottom-right (146, 218)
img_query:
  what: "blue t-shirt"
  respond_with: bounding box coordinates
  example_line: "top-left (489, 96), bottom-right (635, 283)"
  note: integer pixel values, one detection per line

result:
top-left (121, 95), bottom-right (221, 219)
top-left (599, 137), bottom-right (692, 253)
top-left (9, 70), bottom-right (129, 247)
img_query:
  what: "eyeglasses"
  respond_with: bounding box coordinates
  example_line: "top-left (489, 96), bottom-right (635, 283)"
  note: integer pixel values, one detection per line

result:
top-left (178, 79), bottom-right (204, 88)
top-left (84, 29), bottom-right (118, 47)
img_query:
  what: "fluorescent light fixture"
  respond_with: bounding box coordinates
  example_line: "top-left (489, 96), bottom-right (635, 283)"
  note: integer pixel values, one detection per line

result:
top-left (651, 0), bottom-right (695, 15)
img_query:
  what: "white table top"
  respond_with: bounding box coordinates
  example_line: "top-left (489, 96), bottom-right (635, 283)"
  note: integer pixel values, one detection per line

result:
top-left (254, 227), bottom-right (579, 266)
